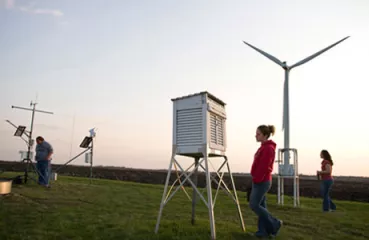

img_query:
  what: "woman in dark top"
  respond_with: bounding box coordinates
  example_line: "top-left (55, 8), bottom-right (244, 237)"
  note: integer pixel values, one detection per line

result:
top-left (317, 150), bottom-right (336, 212)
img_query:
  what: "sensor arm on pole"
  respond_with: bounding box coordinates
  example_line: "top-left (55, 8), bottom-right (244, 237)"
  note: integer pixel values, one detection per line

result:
top-left (21, 136), bottom-right (30, 146)
top-left (5, 120), bottom-right (31, 138)
top-left (11, 106), bottom-right (54, 115)
top-left (55, 148), bottom-right (91, 172)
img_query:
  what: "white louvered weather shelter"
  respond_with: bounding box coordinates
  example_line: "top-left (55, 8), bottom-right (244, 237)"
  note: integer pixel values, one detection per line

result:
top-left (155, 91), bottom-right (245, 240)
top-left (172, 91), bottom-right (227, 157)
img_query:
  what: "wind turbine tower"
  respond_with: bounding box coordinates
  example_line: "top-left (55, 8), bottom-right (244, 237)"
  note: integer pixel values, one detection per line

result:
top-left (242, 36), bottom-right (349, 205)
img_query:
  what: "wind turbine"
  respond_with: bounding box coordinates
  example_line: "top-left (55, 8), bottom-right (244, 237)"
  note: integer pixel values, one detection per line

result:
top-left (243, 36), bottom-right (349, 170)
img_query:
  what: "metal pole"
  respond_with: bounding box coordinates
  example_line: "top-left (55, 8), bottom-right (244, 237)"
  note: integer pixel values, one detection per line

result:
top-left (283, 69), bottom-right (290, 168)
top-left (191, 157), bottom-right (199, 225)
top-left (24, 103), bottom-right (36, 183)
top-left (204, 153), bottom-right (216, 240)
top-left (90, 138), bottom-right (93, 184)
top-left (293, 153), bottom-right (297, 207)
top-left (277, 149), bottom-right (281, 204)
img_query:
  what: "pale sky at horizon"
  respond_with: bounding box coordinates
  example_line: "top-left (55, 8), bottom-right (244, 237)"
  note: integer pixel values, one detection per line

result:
top-left (1, 0), bottom-right (368, 177)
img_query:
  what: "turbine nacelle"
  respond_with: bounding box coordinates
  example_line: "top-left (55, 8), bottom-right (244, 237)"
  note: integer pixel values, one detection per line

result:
top-left (282, 61), bottom-right (288, 70)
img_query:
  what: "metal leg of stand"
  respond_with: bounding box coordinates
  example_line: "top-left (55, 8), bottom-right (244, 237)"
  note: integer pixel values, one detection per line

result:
top-left (191, 157), bottom-right (199, 225)
top-left (277, 175), bottom-right (280, 205)
top-left (204, 154), bottom-right (216, 240)
top-left (22, 159), bottom-right (45, 185)
top-left (295, 149), bottom-right (300, 207)
top-left (294, 175), bottom-right (297, 207)
top-left (155, 155), bottom-right (174, 234)
top-left (297, 177), bottom-right (300, 206)
top-left (225, 158), bottom-right (245, 232)
top-left (281, 178), bottom-right (284, 205)
top-left (24, 161), bottom-right (29, 184)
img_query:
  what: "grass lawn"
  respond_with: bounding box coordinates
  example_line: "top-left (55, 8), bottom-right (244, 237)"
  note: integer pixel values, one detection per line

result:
top-left (1, 172), bottom-right (369, 240)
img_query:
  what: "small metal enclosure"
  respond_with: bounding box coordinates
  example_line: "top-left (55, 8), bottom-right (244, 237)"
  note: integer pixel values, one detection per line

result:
top-left (276, 148), bottom-right (300, 207)
top-left (19, 150), bottom-right (33, 160)
top-left (85, 152), bottom-right (92, 163)
top-left (171, 91), bottom-right (227, 157)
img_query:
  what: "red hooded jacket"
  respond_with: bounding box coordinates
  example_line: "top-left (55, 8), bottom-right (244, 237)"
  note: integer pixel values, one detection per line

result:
top-left (251, 140), bottom-right (276, 183)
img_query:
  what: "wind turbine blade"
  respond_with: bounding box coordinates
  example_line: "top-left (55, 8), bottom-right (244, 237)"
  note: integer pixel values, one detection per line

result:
top-left (290, 36), bottom-right (350, 69)
top-left (243, 41), bottom-right (284, 67)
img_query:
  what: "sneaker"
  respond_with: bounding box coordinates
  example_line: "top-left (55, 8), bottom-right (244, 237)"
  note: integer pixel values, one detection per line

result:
top-left (271, 220), bottom-right (283, 237)
top-left (255, 231), bottom-right (269, 238)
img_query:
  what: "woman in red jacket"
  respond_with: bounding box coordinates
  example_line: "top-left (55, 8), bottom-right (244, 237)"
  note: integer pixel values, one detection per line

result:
top-left (249, 125), bottom-right (282, 238)
top-left (317, 150), bottom-right (336, 212)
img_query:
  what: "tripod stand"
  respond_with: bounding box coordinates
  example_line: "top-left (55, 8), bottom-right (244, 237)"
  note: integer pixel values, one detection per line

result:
top-left (20, 157), bottom-right (49, 185)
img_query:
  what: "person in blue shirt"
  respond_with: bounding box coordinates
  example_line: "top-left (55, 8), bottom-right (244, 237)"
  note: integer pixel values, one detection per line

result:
top-left (35, 136), bottom-right (53, 187)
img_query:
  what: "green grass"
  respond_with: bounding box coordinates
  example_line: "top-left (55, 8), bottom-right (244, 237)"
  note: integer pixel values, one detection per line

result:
top-left (1, 173), bottom-right (369, 240)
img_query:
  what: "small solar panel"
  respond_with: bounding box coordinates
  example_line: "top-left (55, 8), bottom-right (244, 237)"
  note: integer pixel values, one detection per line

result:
top-left (14, 126), bottom-right (26, 137)
top-left (80, 136), bottom-right (92, 148)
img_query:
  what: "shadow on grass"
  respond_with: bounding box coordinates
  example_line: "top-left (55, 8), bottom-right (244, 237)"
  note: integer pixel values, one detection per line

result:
top-left (231, 232), bottom-right (259, 239)
top-left (142, 231), bottom-right (259, 240)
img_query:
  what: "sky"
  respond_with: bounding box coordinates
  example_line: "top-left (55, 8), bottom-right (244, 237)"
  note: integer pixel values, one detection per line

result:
top-left (1, 0), bottom-right (368, 177)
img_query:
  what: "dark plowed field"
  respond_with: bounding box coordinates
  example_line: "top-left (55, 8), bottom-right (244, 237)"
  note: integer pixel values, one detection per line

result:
top-left (1, 161), bottom-right (368, 203)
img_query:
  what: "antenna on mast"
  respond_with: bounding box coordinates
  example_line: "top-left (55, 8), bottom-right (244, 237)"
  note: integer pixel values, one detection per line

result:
top-left (69, 113), bottom-right (76, 159)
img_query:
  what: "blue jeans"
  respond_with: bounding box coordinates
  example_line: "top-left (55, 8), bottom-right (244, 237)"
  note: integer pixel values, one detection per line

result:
top-left (36, 160), bottom-right (51, 186)
top-left (249, 181), bottom-right (281, 236)
top-left (321, 179), bottom-right (336, 212)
